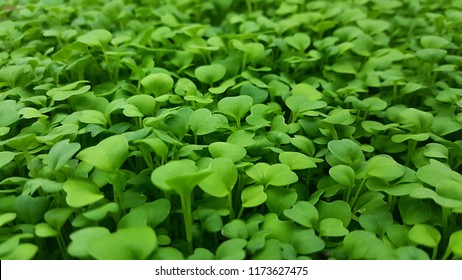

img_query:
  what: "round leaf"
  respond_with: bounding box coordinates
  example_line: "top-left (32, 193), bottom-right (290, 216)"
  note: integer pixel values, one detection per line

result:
top-left (141, 73), bottom-right (174, 96)
top-left (319, 218), bottom-right (349, 237)
top-left (217, 95), bottom-right (253, 121)
top-left (195, 64), bottom-right (226, 84)
top-left (329, 165), bottom-right (355, 187)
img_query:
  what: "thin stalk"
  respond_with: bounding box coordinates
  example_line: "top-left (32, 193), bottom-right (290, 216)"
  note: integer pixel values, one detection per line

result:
top-left (441, 207), bottom-right (451, 253)
top-left (388, 194), bottom-right (397, 214)
top-left (406, 139), bottom-right (417, 167)
top-left (237, 206), bottom-right (244, 219)
top-left (180, 193), bottom-right (194, 255)
top-left (235, 117), bottom-right (241, 130)
top-left (227, 193), bottom-right (235, 220)
top-left (56, 234), bottom-right (68, 259)
top-left (329, 124), bottom-right (339, 140)
top-left (350, 177), bottom-right (367, 208)
top-left (431, 246), bottom-right (438, 260)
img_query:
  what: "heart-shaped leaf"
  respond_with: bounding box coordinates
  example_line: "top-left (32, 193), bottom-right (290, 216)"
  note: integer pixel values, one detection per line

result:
top-left (195, 64), bottom-right (226, 85)
top-left (284, 201), bottom-right (318, 228)
top-left (87, 227), bottom-right (157, 260)
top-left (76, 135), bottom-right (128, 172)
top-left (48, 139), bottom-right (81, 171)
top-left (63, 178), bottom-right (104, 208)
top-left (241, 185), bottom-right (267, 208)
top-left (408, 224), bottom-right (441, 248)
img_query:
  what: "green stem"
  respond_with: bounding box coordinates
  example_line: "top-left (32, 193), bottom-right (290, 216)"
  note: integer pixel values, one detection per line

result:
top-left (350, 177), bottom-right (367, 209)
top-left (56, 233), bottom-right (68, 259)
top-left (388, 194), bottom-right (397, 214)
top-left (227, 193), bottom-right (235, 220)
top-left (406, 139), bottom-right (417, 167)
top-left (180, 193), bottom-right (193, 255)
top-left (237, 206), bottom-right (244, 219)
top-left (235, 117), bottom-right (241, 130)
top-left (245, 0), bottom-right (252, 12)
top-left (441, 207), bottom-right (451, 253)
top-left (431, 247), bottom-right (438, 260)
top-left (329, 124), bottom-right (339, 140)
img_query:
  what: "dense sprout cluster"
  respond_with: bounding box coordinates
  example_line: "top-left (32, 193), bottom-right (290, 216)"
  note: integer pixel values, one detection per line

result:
top-left (1, 0), bottom-right (462, 260)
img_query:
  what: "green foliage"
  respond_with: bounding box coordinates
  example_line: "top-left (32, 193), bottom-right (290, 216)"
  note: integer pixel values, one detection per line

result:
top-left (1, 0), bottom-right (461, 260)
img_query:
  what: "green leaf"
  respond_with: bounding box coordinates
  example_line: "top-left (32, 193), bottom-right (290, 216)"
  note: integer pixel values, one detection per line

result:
top-left (252, 239), bottom-right (283, 260)
top-left (222, 219), bottom-right (248, 239)
top-left (2, 243), bottom-right (38, 260)
top-left (291, 229), bottom-right (325, 255)
top-left (285, 33), bottom-right (311, 52)
top-left (141, 73), bottom-right (174, 96)
top-left (198, 157), bottom-right (237, 197)
top-left (216, 239), bottom-right (247, 260)
top-left (415, 48), bottom-right (447, 63)
top-left (63, 178), bottom-right (104, 208)
top-left (265, 186), bottom-right (297, 216)
top-left (241, 185), bottom-right (267, 208)
top-left (283, 201), bottom-right (318, 228)
top-left (209, 142), bottom-right (246, 163)
top-left (395, 246), bottom-right (429, 260)
top-left (175, 78), bottom-right (197, 96)
top-left (327, 139), bottom-right (365, 164)
top-left (48, 139), bottom-right (81, 171)
top-left (246, 163), bottom-right (298, 187)
top-left (421, 35), bottom-right (454, 49)
top-left (118, 199), bottom-right (170, 228)
top-left (75, 110), bottom-right (107, 125)
top-left (14, 195), bottom-right (50, 224)
top-left (436, 180), bottom-right (462, 201)
top-left (359, 209), bottom-right (393, 236)
top-left (189, 108), bottom-right (220, 135)
top-left (416, 159), bottom-right (458, 188)
top-left (68, 227), bottom-right (111, 259)
top-left (279, 151), bottom-right (317, 170)
top-left (285, 95), bottom-right (327, 118)
top-left (83, 202), bottom-right (119, 221)
top-left (195, 64), bottom-right (226, 84)
top-left (126, 95), bottom-right (156, 116)
top-left (47, 82), bottom-right (91, 101)
top-left (188, 248), bottom-right (215, 260)
top-left (262, 213), bottom-right (298, 243)
top-left (398, 196), bottom-right (432, 225)
top-left (217, 95), bottom-right (253, 123)
top-left (88, 227), bottom-right (157, 260)
top-left (35, 223), bottom-right (59, 237)
top-left (329, 165), bottom-right (355, 187)
top-left (151, 160), bottom-right (211, 203)
top-left (318, 218), bottom-right (349, 237)
top-left (0, 100), bottom-right (19, 127)
top-left (0, 151), bottom-right (16, 169)
top-left (446, 231), bottom-right (462, 257)
top-left (76, 135), bottom-right (128, 172)
top-left (0, 213), bottom-right (17, 227)
top-left (366, 155), bottom-right (404, 181)
top-left (44, 207), bottom-right (74, 230)
top-left (77, 29), bottom-right (112, 47)
top-left (396, 108), bottom-right (433, 133)
top-left (408, 224), bottom-right (441, 248)
top-left (316, 200), bottom-right (352, 227)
